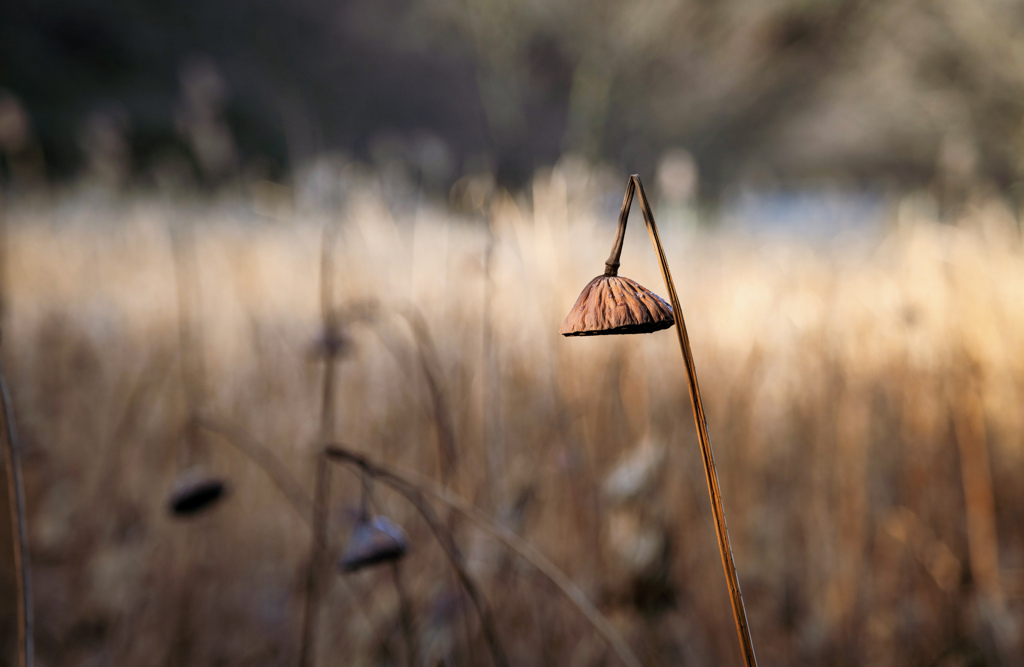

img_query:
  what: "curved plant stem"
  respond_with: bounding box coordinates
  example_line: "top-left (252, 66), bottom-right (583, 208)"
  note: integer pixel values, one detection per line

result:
top-left (0, 357), bottom-right (33, 667)
top-left (191, 416), bottom-right (395, 658)
top-left (328, 448), bottom-right (508, 667)
top-left (194, 417), bottom-right (314, 517)
top-left (603, 181), bottom-right (634, 277)
top-left (614, 174), bottom-right (756, 666)
top-left (397, 307), bottom-right (458, 487)
top-left (189, 410), bottom-right (638, 667)
top-left (324, 444), bottom-right (642, 667)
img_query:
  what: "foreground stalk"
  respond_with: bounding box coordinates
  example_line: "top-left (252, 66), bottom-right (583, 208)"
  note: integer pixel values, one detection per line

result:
top-left (617, 175), bottom-right (756, 666)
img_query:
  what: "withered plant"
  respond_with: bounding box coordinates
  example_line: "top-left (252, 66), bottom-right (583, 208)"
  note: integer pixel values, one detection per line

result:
top-left (298, 223), bottom-right (427, 667)
top-left (322, 443), bottom-right (644, 667)
top-left (561, 175), bottom-right (758, 666)
top-left (339, 474), bottom-right (418, 667)
top-left (185, 402), bottom-right (645, 667)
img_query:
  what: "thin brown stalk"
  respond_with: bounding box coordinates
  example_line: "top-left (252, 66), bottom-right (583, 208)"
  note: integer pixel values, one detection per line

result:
top-left (0, 357), bottom-right (33, 667)
top-left (298, 221), bottom-right (342, 667)
top-left (324, 444), bottom-right (642, 667)
top-left (481, 233), bottom-right (506, 511)
top-left (391, 562), bottom-right (418, 667)
top-left (947, 371), bottom-right (1002, 603)
top-left (166, 408), bottom-right (636, 667)
top-left (338, 301), bottom-right (460, 481)
top-left (191, 416), bottom-right (392, 658)
top-left (167, 219), bottom-right (206, 667)
top-left (348, 302), bottom-right (472, 660)
top-left (396, 306), bottom-right (478, 662)
top-left (194, 417), bottom-right (314, 517)
top-left (170, 221), bottom-right (208, 431)
top-left (0, 190), bottom-right (8, 320)
top-left (398, 307), bottom-right (458, 487)
top-left (298, 453), bottom-right (331, 667)
top-left (88, 349), bottom-right (178, 508)
top-left (610, 175), bottom-right (757, 666)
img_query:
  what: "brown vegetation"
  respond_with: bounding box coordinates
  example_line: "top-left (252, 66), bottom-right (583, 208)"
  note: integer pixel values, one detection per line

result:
top-left (0, 165), bottom-right (1022, 665)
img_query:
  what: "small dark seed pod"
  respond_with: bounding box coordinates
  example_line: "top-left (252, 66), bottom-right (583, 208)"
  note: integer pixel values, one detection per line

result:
top-left (339, 515), bottom-right (409, 572)
top-left (167, 468), bottom-right (228, 517)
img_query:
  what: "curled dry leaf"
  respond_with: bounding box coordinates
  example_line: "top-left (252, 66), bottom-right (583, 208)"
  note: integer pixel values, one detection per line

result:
top-left (559, 274), bottom-right (674, 336)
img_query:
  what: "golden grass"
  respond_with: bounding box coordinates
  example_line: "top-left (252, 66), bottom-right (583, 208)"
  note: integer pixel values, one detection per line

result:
top-left (1, 167), bottom-right (1023, 665)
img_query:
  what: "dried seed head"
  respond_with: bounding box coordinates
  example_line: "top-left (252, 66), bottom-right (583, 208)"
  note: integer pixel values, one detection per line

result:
top-left (167, 467), bottom-right (228, 517)
top-left (560, 274), bottom-right (674, 336)
top-left (308, 329), bottom-right (351, 360)
top-left (339, 515), bottom-right (409, 572)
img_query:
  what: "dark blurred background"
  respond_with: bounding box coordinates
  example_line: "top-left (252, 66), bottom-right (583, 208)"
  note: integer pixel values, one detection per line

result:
top-left (4, 0), bottom-right (1024, 203)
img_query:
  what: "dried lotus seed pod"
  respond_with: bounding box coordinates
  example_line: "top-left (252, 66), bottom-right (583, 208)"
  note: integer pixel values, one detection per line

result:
top-left (339, 515), bottom-right (409, 572)
top-left (167, 467), bottom-right (228, 517)
top-left (560, 274), bottom-right (673, 336)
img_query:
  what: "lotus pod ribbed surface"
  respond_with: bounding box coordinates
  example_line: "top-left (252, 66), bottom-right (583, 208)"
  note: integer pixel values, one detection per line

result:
top-left (559, 274), bottom-right (674, 336)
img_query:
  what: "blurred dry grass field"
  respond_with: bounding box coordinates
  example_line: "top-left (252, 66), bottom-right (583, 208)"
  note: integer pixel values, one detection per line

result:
top-left (0, 166), bottom-right (1022, 666)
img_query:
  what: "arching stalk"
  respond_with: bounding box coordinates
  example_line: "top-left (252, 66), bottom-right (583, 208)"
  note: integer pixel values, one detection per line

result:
top-left (611, 175), bottom-right (757, 666)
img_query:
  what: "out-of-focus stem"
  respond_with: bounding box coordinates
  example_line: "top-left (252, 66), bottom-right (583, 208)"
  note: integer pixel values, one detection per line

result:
top-left (948, 372), bottom-right (1002, 603)
top-left (0, 357), bottom-right (33, 667)
top-left (298, 452), bottom-right (330, 667)
top-left (391, 562), bottom-right (418, 667)
top-left (298, 222), bottom-right (341, 667)
top-left (324, 444), bottom-right (640, 667)
top-left (327, 446), bottom-right (510, 667)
